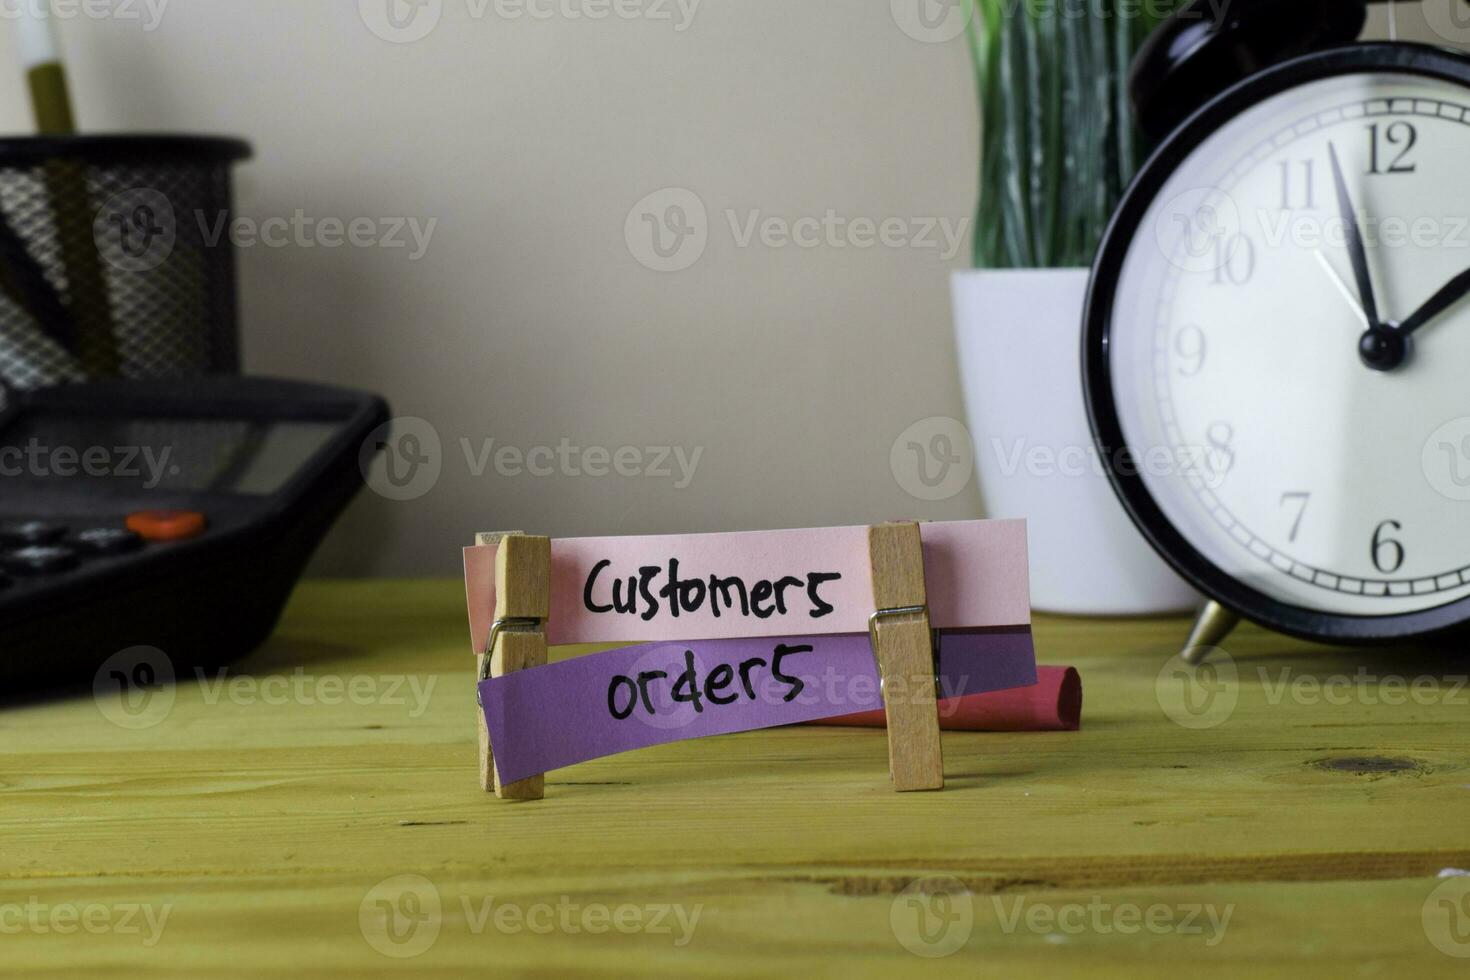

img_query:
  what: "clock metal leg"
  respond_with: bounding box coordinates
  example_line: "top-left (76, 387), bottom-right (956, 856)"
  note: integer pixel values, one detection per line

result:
top-left (1181, 601), bottom-right (1240, 665)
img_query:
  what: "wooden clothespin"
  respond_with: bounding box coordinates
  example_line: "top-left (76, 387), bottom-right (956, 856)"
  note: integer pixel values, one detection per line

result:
top-left (474, 530), bottom-right (550, 800)
top-left (867, 521), bottom-right (944, 792)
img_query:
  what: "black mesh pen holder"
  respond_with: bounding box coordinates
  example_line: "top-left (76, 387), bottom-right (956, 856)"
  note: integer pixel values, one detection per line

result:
top-left (0, 135), bottom-right (252, 408)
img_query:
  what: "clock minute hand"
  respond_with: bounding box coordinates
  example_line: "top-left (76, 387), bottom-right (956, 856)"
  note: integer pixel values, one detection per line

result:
top-left (1396, 265), bottom-right (1470, 337)
top-left (1327, 141), bottom-right (1381, 328)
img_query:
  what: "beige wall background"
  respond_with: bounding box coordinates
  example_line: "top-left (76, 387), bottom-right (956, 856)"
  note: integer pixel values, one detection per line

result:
top-left (0, 1), bottom-right (1457, 576)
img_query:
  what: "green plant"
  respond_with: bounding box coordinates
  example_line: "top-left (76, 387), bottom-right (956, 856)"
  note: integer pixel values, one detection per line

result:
top-left (967, 0), bottom-right (1165, 268)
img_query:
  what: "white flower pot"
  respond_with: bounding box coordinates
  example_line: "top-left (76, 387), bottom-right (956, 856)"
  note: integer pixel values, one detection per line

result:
top-left (952, 268), bottom-right (1198, 616)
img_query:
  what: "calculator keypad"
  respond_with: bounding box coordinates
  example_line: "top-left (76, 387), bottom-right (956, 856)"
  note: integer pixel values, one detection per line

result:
top-left (125, 511), bottom-right (208, 543)
top-left (74, 528), bottom-right (145, 557)
top-left (0, 521), bottom-right (67, 548)
top-left (3, 545), bottom-right (81, 576)
top-left (0, 517), bottom-right (196, 583)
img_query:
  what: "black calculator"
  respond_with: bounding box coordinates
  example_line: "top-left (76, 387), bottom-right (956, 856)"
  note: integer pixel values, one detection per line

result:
top-left (0, 377), bottom-right (389, 690)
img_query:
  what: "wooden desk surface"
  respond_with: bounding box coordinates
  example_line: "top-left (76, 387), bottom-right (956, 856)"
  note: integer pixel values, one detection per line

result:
top-left (4, 580), bottom-right (1469, 977)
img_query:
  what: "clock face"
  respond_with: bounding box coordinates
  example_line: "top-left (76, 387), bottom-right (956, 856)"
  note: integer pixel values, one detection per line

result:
top-left (1089, 47), bottom-right (1470, 635)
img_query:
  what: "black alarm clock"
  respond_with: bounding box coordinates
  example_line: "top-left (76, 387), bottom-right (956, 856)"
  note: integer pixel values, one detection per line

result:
top-left (1084, 0), bottom-right (1470, 656)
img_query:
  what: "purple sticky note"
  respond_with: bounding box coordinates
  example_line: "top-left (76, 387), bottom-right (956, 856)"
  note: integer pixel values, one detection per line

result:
top-left (478, 629), bottom-right (1036, 784)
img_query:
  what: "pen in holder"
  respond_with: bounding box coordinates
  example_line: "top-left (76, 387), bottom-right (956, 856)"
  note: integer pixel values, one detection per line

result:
top-left (0, 135), bottom-right (252, 408)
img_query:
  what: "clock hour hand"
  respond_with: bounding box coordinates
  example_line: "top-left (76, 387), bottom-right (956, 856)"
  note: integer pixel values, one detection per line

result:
top-left (1396, 265), bottom-right (1470, 337)
top-left (1327, 141), bottom-right (1381, 328)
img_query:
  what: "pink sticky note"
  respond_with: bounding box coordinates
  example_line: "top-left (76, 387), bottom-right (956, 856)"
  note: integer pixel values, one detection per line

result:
top-left (808, 665), bottom-right (1082, 733)
top-left (464, 520), bottom-right (1030, 650)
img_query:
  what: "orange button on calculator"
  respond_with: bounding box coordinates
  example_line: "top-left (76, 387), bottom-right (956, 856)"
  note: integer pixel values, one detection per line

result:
top-left (126, 511), bottom-right (208, 543)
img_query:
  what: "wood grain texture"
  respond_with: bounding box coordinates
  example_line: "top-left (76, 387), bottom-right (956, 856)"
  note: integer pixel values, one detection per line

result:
top-left (4, 580), bottom-right (1469, 977)
top-left (490, 534), bottom-right (550, 800)
top-left (867, 523), bottom-right (943, 792)
top-left (489, 630), bottom-right (546, 801)
top-left (473, 531), bottom-right (522, 793)
top-left (492, 534), bottom-right (551, 622)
